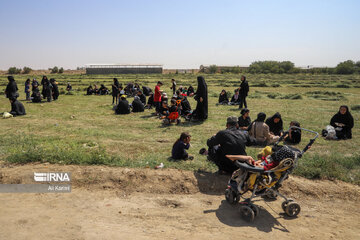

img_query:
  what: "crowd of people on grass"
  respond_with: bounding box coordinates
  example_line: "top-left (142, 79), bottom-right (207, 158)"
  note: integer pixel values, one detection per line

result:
top-left (2, 75), bottom-right (355, 175)
top-left (218, 75), bottom-right (249, 108)
top-left (113, 76), bottom-right (207, 124)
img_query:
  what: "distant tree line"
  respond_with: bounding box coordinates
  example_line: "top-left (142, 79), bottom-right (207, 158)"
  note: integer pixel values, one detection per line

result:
top-left (7, 66), bottom-right (64, 74)
top-left (200, 60), bottom-right (360, 74)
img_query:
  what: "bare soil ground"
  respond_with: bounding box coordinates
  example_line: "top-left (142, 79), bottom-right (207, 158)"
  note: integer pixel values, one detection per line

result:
top-left (0, 162), bottom-right (359, 240)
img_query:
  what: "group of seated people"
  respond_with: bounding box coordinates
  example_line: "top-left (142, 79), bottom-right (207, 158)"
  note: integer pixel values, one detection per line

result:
top-left (237, 109), bottom-right (302, 145)
top-left (29, 77), bottom-right (59, 103)
top-left (114, 90), bottom-right (147, 114)
top-left (203, 114), bottom-right (302, 174)
top-left (177, 85), bottom-right (195, 97)
top-left (86, 84), bottom-right (110, 95)
top-left (157, 90), bottom-right (192, 120)
top-left (218, 89), bottom-right (243, 105)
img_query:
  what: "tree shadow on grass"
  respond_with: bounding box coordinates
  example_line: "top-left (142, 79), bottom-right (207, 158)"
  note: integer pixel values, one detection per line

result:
top-left (203, 200), bottom-right (290, 233)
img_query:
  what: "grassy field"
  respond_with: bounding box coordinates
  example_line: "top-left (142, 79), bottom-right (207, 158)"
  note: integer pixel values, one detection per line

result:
top-left (0, 73), bottom-right (359, 184)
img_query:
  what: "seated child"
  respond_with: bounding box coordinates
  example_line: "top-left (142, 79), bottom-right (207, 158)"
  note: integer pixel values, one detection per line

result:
top-left (31, 86), bottom-right (42, 103)
top-left (172, 132), bottom-right (193, 160)
top-left (284, 121), bottom-right (301, 144)
top-left (168, 99), bottom-right (178, 114)
top-left (226, 146), bottom-right (278, 171)
top-left (159, 101), bottom-right (169, 117)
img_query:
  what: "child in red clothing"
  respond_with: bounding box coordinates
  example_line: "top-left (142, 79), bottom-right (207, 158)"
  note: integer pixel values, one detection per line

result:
top-left (154, 81), bottom-right (163, 114)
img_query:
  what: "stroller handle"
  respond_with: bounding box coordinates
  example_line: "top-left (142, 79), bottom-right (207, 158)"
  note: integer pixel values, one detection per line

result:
top-left (275, 126), bottom-right (319, 157)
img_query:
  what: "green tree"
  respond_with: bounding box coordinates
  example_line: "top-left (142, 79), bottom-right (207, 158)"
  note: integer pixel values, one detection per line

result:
top-left (208, 65), bottom-right (218, 74)
top-left (8, 67), bottom-right (21, 74)
top-left (335, 60), bottom-right (355, 74)
top-left (51, 66), bottom-right (59, 73)
top-left (59, 67), bottom-right (64, 73)
top-left (279, 61), bottom-right (295, 73)
top-left (22, 66), bottom-right (32, 74)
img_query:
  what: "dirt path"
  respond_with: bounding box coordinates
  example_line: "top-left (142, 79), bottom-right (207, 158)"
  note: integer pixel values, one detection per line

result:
top-left (0, 162), bottom-right (359, 240)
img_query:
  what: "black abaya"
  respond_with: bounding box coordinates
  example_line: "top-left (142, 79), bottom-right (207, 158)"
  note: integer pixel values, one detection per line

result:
top-left (5, 76), bottom-right (18, 99)
top-left (193, 76), bottom-right (208, 120)
top-left (10, 100), bottom-right (26, 116)
top-left (265, 112), bottom-right (283, 136)
top-left (330, 106), bottom-right (354, 139)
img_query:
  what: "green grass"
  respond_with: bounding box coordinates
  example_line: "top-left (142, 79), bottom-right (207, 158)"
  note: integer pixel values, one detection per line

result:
top-left (0, 73), bottom-right (359, 184)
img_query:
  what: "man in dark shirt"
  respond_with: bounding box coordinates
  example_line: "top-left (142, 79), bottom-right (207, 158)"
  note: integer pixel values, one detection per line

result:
top-left (170, 79), bottom-right (176, 95)
top-left (137, 90), bottom-right (146, 105)
top-left (132, 96), bottom-right (145, 112)
top-left (207, 116), bottom-right (257, 174)
top-left (239, 75), bottom-right (249, 109)
top-left (115, 95), bottom-right (130, 114)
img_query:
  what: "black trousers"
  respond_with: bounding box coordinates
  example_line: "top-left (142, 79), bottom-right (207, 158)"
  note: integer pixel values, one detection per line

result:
top-left (239, 95), bottom-right (247, 109)
top-left (207, 146), bottom-right (238, 173)
top-left (155, 101), bottom-right (161, 113)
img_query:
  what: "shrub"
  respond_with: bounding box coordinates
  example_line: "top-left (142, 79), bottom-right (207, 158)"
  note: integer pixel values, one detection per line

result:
top-left (336, 84), bottom-right (351, 88)
top-left (335, 60), bottom-right (355, 74)
top-left (208, 65), bottom-right (218, 74)
top-left (249, 60), bottom-right (295, 74)
top-left (8, 67), bottom-right (21, 74)
top-left (351, 105), bottom-right (360, 111)
top-left (22, 66), bottom-right (32, 74)
top-left (51, 66), bottom-right (59, 73)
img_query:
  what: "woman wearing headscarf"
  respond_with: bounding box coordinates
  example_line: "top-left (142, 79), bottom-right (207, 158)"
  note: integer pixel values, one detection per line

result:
top-left (50, 78), bottom-right (59, 101)
top-left (218, 89), bottom-right (229, 105)
top-left (330, 105), bottom-right (354, 139)
top-left (41, 76), bottom-right (49, 98)
top-left (9, 97), bottom-right (26, 116)
top-left (187, 85), bottom-right (195, 97)
top-left (5, 76), bottom-right (19, 99)
top-left (192, 76), bottom-right (208, 121)
top-left (45, 79), bottom-right (53, 102)
top-left (238, 108), bottom-right (251, 130)
top-left (112, 78), bottom-right (120, 104)
top-left (265, 112), bottom-right (283, 136)
top-left (248, 112), bottom-right (279, 145)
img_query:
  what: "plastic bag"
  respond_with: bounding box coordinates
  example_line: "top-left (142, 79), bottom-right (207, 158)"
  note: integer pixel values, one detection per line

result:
top-left (2, 112), bottom-right (13, 119)
top-left (325, 125), bottom-right (337, 140)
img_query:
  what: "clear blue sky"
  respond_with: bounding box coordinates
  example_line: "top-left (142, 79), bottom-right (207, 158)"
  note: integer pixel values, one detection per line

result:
top-left (0, 0), bottom-right (359, 69)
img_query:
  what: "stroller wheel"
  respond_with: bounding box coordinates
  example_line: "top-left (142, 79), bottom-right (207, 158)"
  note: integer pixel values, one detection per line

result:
top-left (225, 188), bottom-right (239, 204)
top-left (285, 202), bottom-right (301, 217)
top-left (239, 205), bottom-right (255, 222)
top-left (248, 203), bottom-right (259, 217)
top-left (281, 199), bottom-right (294, 212)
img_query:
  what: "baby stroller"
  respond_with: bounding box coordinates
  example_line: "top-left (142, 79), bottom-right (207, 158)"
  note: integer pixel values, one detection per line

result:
top-left (224, 127), bottom-right (319, 222)
top-left (163, 101), bottom-right (181, 125)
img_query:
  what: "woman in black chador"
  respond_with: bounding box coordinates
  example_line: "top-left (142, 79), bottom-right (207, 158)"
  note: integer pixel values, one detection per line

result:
top-left (192, 76), bottom-right (208, 121)
top-left (5, 76), bottom-right (18, 99)
top-left (330, 105), bottom-right (354, 139)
